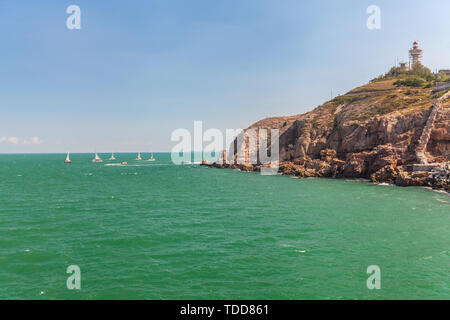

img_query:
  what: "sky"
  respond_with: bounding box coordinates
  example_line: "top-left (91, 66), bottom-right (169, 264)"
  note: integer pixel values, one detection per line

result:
top-left (0, 0), bottom-right (449, 153)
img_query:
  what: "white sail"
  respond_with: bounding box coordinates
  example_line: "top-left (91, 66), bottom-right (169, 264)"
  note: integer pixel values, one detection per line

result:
top-left (136, 152), bottom-right (142, 160)
top-left (148, 152), bottom-right (155, 161)
top-left (64, 152), bottom-right (71, 163)
top-left (110, 153), bottom-right (116, 160)
top-left (92, 152), bottom-right (103, 162)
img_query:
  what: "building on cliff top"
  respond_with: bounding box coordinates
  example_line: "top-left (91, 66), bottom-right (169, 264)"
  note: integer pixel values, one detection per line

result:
top-left (409, 41), bottom-right (422, 68)
top-left (399, 62), bottom-right (409, 72)
top-left (439, 69), bottom-right (450, 77)
top-left (397, 41), bottom-right (422, 71)
top-left (398, 42), bottom-right (449, 79)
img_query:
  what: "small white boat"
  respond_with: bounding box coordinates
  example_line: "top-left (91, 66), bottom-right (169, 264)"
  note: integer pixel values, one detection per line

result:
top-left (148, 153), bottom-right (155, 161)
top-left (64, 152), bottom-right (72, 163)
top-left (109, 153), bottom-right (116, 161)
top-left (92, 153), bottom-right (103, 163)
top-left (136, 152), bottom-right (142, 160)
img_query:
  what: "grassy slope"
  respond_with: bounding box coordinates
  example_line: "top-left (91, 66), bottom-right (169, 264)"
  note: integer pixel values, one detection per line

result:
top-left (248, 76), bottom-right (446, 132)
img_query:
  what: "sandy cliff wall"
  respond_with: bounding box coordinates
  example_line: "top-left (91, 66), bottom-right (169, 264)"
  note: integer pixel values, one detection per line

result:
top-left (209, 79), bottom-right (450, 191)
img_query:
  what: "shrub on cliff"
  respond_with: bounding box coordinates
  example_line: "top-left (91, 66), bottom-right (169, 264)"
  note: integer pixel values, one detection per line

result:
top-left (437, 71), bottom-right (450, 82)
top-left (410, 64), bottom-right (436, 81)
top-left (374, 63), bottom-right (437, 83)
top-left (394, 77), bottom-right (425, 87)
top-left (386, 66), bottom-right (409, 77)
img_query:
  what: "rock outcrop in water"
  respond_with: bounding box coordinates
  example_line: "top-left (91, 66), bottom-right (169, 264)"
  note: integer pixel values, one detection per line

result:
top-left (204, 76), bottom-right (450, 192)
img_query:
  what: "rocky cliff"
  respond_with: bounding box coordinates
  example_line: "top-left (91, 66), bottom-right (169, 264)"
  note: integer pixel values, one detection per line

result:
top-left (206, 78), bottom-right (450, 192)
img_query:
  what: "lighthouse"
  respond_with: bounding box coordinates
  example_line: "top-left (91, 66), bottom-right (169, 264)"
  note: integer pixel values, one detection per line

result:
top-left (409, 41), bottom-right (422, 68)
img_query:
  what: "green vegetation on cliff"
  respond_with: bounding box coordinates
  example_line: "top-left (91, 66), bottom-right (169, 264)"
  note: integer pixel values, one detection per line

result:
top-left (248, 64), bottom-right (446, 131)
top-left (373, 63), bottom-right (449, 89)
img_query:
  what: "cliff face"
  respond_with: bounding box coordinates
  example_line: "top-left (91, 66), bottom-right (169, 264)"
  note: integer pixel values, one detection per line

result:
top-left (209, 79), bottom-right (450, 191)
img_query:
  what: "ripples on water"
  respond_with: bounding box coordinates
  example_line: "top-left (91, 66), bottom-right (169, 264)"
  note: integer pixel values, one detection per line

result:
top-left (0, 153), bottom-right (448, 299)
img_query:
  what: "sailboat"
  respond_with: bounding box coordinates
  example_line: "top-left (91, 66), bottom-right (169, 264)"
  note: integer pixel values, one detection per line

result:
top-left (64, 152), bottom-right (72, 163)
top-left (148, 152), bottom-right (155, 161)
top-left (136, 152), bottom-right (142, 160)
top-left (109, 153), bottom-right (116, 160)
top-left (92, 153), bottom-right (103, 163)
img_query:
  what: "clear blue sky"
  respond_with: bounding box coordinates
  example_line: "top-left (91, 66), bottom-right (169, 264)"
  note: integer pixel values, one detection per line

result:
top-left (1, 0), bottom-right (449, 153)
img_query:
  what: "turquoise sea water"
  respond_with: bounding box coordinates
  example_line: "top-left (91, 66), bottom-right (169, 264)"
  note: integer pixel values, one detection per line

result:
top-left (0, 153), bottom-right (449, 299)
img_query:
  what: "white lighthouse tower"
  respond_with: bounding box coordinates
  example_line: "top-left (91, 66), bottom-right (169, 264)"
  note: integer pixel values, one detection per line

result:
top-left (409, 41), bottom-right (422, 68)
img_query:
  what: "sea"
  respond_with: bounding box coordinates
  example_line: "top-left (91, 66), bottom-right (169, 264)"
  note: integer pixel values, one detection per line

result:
top-left (0, 153), bottom-right (448, 299)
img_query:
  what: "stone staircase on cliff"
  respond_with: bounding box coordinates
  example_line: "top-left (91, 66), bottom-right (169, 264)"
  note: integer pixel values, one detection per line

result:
top-left (415, 91), bottom-right (450, 164)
